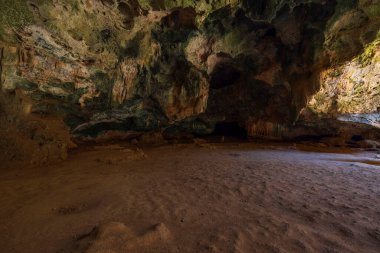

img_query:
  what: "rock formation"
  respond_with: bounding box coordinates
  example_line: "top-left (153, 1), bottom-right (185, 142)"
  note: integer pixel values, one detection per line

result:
top-left (0, 0), bottom-right (379, 163)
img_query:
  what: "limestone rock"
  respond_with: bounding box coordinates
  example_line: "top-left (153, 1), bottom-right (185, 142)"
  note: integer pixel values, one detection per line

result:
top-left (0, 0), bottom-right (379, 160)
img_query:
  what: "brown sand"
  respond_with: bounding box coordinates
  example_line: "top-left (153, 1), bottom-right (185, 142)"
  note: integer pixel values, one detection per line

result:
top-left (0, 143), bottom-right (379, 253)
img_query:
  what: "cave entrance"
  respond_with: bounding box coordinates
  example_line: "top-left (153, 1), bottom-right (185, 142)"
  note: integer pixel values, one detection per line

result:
top-left (212, 122), bottom-right (248, 139)
top-left (210, 64), bottom-right (241, 89)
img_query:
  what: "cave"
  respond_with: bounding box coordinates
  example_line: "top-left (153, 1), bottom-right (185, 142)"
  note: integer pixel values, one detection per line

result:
top-left (210, 63), bottom-right (241, 89)
top-left (212, 121), bottom-right (247, 139)
top-left (0, 1), bottom-right (380, 252)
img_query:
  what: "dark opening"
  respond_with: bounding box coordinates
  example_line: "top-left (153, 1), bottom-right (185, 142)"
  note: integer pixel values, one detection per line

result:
top-left (210, 64), bottom-right (241, 89)
top-left (118, 2), bottom-right (132, 16)
top-left (100, 29), bottom-right (111, 42)
top-left (101, 0), bottom-right (114, 6)
top-left (118, 2), bottom-right (134, 28)
top-left (162, 7), bottom-right (197, 29)
top-left (351, 135), bottom-right (364, 142)
top-left (212, 122), bottom-right (247, 139)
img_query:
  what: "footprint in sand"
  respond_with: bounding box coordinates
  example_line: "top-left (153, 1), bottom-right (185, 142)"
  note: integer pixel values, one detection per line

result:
top-left (368, 228), bottom-right (380, 244)
top-left (71, 222), bottom-right (171, 253)
top-left (53, 200), bottom-right (101, 215)
top-left (330, 222), bottom-right (354, 238)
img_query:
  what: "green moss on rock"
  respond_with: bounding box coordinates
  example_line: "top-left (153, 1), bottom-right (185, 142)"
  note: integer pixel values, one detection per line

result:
top-left (356, 31), bottom-right (380, 66)
top-left (360, 0), bottom-right (380, 17)
top-left (0, 0), bottom-right (34, 28)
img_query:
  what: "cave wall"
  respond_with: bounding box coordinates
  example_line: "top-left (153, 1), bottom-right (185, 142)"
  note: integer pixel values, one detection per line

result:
top-left (0, 90), bottom-right (75, 164)
top-left (0, 0), bottom-right (379, 162)
top-left (309, 36), bottom-right (380, 114)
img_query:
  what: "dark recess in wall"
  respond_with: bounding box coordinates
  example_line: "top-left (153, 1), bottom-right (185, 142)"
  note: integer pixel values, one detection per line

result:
top-left (210, 64), bottom-right (241, 89)
top-left (212, 122), bottom-right (247, 139)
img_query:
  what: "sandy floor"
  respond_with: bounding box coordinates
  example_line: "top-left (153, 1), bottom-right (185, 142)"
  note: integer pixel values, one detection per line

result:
top-left (0, 143), bottom-right (380, 253)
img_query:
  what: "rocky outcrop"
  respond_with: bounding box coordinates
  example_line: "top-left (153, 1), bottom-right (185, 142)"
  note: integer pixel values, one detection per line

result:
top-left (309, 37), bottom-right (380, 114)
top-left (288, 31), bottom-right (380, 145)
top-left (0, 89), bottom-right (75, 165)
top-left (0, 0), bottom-right (379, 162)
